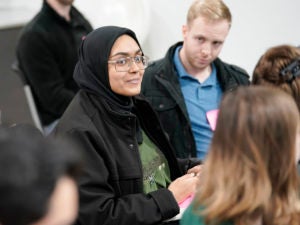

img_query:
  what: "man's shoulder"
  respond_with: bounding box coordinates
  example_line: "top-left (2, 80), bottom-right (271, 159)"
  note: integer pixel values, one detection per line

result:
top-left (21, 12), bottom-right (54, 35)
top-left (228, 64), bottom-right (248, 75)
top-left (144, 56), bottom-right (171, 79)
top-left (146, 57), bottom-right (165, 70)
top-left (143, 42), bottom-right (181, 85)
top-left (228, 64), bottom-right (249, 79)
top-left (18, 19), bottom-right (52, 47)
top-left (215, 58), bottom-right (249, 78)
top-left (19, 8), bottom-right (69, 44)
top-left (214, 58), bottom-right (250, 86)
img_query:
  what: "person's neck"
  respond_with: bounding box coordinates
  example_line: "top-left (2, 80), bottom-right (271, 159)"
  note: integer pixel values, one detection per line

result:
top-left (179, 48), bottom-right (212, 83)
top-left (193, 66), bottom-right (212, 83)
top-left (46, 0), bottom-right (72, 21)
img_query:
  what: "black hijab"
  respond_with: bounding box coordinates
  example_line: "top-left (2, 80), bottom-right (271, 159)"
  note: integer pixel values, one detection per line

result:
top-left (73, 26), bottom-right (142, 112)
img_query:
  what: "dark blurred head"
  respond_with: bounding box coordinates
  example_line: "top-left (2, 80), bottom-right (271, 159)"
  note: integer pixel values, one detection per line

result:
top-left (0, 126), bottom-right (82, 225)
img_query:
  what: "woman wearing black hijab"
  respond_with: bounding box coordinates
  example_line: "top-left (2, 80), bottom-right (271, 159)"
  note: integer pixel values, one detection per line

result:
top-left (52, 26), bottom-right (201, 225)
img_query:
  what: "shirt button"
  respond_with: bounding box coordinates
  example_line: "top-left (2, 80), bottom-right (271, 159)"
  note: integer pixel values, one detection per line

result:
top-left (159, 104), bottom-right (164, 109)
top-left (129, 144), bottom-right (134, 149)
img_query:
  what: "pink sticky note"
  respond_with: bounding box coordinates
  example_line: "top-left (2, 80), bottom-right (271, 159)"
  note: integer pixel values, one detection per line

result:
top-left (179, 194), bottom-right (194, 208)
top-left (206, 109), bottom-right (219, 131)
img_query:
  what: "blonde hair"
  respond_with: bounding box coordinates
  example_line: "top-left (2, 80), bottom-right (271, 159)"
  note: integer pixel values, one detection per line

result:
top-left (194, 86), bottom-right (300, 225)
top-left (187, 0), bottom-right (232, 25)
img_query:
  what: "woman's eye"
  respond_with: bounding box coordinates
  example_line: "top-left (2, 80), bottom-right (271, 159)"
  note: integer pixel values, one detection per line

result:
top-left (134, 56), bottom-right (142, 63)
top-left (116, 58), bottom-right (127, 65)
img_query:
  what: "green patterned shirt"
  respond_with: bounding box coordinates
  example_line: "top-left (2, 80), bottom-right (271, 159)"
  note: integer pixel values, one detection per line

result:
top-left (139, 130), bottom-right (171, 193)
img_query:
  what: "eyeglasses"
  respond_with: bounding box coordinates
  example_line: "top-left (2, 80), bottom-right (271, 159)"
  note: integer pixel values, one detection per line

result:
top-left (108, 55), bottom-right (149, 72)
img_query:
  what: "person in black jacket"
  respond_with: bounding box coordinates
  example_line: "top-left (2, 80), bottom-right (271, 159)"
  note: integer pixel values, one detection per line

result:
top-left (16, 0), bottom-right (93, 135)
top-left (52, 26), bottom-right (201, 225)
top-left (141, 0), bottom-right (250, 160)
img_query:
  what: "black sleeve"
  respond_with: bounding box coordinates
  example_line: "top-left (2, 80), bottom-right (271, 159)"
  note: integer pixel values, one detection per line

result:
top-left (177, 158), bottom-right (202, 173)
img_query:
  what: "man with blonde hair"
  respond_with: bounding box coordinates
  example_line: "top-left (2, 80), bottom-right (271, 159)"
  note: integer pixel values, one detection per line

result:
top-left (142, 0), bottom-right (249, 160)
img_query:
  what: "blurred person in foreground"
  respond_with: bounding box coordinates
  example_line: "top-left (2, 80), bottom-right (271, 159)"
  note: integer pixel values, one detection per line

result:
top-left (181, 86), bottom-right (300, 225)
top-left (0, 126), bottom-right (82, 225)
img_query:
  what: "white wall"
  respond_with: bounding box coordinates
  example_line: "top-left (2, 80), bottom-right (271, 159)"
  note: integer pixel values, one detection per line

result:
top-left (3, 0), bottom-right (300, 76)
top-left (222, 1), bottom-right (300, 75)
top-left (143, 0), bottom-right (300, 76)
top-left (74, 0), bottom-right (194, 63)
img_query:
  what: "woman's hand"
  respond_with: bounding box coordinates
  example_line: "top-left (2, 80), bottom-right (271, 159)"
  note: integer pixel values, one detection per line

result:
top-left (168, 173), bottom-right (199, 203)
top-left (187, 164), bottom-right (203, 177)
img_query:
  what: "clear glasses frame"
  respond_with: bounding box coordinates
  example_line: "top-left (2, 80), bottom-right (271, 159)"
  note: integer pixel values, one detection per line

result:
top-left (108, 55), bottom-right (149, 72)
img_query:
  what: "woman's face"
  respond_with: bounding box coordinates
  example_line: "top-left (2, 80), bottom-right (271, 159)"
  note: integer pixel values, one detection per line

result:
top-left (108, 35), bottom-right (144, 96)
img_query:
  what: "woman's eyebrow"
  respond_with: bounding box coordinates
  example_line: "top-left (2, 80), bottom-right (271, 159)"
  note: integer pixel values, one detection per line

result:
top-left (110, 49), bottom-right (142, 58)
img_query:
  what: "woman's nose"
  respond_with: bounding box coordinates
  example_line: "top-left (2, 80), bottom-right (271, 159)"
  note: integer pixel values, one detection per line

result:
top-left (128, 59), bottom-right (140, 72)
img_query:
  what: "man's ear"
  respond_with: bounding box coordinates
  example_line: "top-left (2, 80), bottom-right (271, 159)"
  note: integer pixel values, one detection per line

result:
top-left (182, 25), bottom-right (188, 39)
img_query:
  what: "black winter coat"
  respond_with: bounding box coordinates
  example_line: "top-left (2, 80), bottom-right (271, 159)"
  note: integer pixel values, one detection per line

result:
top-left (53, 91), bottom-right (196, 225)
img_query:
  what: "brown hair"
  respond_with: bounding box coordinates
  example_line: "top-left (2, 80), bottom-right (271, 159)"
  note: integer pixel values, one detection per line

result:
top-left (252, 45), bottom-right (300, 112)
top-left (187, 0), bottom-right (232, 26)
top-left (194, 86), bottom-right (300, 225)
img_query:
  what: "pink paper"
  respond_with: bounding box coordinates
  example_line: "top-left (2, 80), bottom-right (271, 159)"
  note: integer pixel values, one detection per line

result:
top-left (206, 109), bottom-right (219, 131)
top-left (179, 194), bottom-right (194, 208)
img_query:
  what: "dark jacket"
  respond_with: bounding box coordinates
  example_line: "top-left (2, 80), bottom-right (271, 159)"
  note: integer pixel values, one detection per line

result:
top-left (141, 42), bottom-right (250, 158)
top-left (53, 91), bottom-right (195, 225)
top-left (16, 1), bottom-right (93, 126)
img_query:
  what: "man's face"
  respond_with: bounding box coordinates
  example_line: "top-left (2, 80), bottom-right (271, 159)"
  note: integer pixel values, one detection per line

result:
top-left (31, 176), bottom-right (78, 225)
top-left (181, 15), bottom-right (230, 71)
